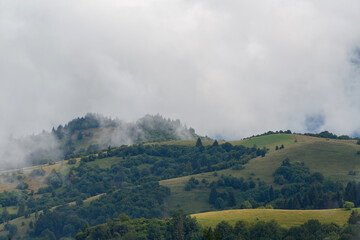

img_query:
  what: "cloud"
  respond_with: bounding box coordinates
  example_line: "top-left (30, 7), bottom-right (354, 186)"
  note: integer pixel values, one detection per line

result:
top-left (0, 0), bottom-right (360, 152)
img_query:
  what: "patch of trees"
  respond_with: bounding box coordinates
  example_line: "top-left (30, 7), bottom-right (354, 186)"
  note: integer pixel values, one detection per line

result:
top-left (29, 168), bottom-right (46, 177)
top-left (205, 159), bottom-right (350, 211)
top-left (273, 159), bottom-right (324, 185)
top-left (185, 177), bottom-right (200, 191)
top-left (32, 183), bottom-right (170, 239)
top-left (305, 131), bottom-right (353, 140)
top-left (71, 212), bottom-right (360, 240)
top-left (247, 130), bottom-right (292, 139)
top-left (75, 211), bottom-right (202, 240)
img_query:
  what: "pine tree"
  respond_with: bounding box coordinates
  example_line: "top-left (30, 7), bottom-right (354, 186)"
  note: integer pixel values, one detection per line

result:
top-left (196, 137), bottom-right (204, 151)
top-left (227, 191), bottom-right (237, 207)
top-left (196, 138), bottom-right (203, 148)
top-left (209, 188), bottom-right (218, 204)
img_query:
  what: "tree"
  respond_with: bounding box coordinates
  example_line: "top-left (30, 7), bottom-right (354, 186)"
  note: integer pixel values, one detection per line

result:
top-left (214, 221), bottom-right (234, 239)
top-left (1, 207), bottom-right (9, 223)
top-left (215, 198), bottom-right (225, 209)
top-left (168, 211), bottom-right (185, 240)
top-left (227, 191), bottom-right (236, 207)
top-left (209, 188), bottom-right (218, 204)
top-left (196, 138), bottom-right (204, 151)
top-left (147, 222), bottom-right (162, 240)
top-left (17, 200), bottom-right (26, 216)
top-left (344, 201), bottom-right (355, 210)
top-left (77, 132), bottom-right (83, 140)
top-left (212, 140), bottom-right (219, 147)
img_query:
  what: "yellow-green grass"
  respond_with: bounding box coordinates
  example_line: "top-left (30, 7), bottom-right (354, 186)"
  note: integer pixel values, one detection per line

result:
top-left (86, 156), bottom-right (123, 169)
top-left (0, 206), bottom-right (18, 215)
top-left (147, 140), bottom-right (215, 146)
top-left (161, 173), bottom-right (218, 214)
top-left (192, 209), bottom-right (351, 229)
top-left (0, 160), bottom-right (74, 193)
top-left (161, 135), bottom-right (360, 213)
top-left (230, 134), bottom-right (296, 150)
top-left (0, 210), bottom-right (37, 239)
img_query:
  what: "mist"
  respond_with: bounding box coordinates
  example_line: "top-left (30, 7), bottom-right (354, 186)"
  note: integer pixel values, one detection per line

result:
top-left (1, 0), bottom-right (360, 155)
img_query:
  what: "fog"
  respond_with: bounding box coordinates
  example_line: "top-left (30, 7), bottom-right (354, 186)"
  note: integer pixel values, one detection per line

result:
top-left (1, 0), bottom-right (360, 144)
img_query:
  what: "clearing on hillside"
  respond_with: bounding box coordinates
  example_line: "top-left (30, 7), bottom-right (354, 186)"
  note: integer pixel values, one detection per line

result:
top-left (192, 209), bottom-right (351, 229)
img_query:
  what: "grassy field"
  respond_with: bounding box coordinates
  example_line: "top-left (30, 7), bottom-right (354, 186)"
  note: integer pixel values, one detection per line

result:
top-left (161, 134), bottom-right (360, 213)
top-left (192, 209), bottom-right (351, 229)
top-left (86, 156), bottom-right (123, 169)
top-left (230, 134), bottom-right (296, 150)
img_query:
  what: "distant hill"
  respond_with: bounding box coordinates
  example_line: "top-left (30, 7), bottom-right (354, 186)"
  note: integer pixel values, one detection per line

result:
top-left (6, 114), bottom-right (206, 169)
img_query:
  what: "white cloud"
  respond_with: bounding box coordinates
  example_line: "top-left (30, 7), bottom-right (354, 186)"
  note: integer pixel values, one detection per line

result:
top-left (0, 0), bottom-right (360, 147)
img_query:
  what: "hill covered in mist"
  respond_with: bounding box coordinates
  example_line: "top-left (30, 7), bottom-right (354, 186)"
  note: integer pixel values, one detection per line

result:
top-left (3, 114), bottom-right (205, 170)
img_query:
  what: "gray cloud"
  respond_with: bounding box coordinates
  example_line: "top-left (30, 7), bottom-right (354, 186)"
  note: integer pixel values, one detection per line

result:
top-left (0, 0), bottom-right (360, 152)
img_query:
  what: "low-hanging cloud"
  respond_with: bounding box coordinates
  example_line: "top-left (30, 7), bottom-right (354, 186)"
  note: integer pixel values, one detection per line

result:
top-left (0, 0), bottom-right (360, 153)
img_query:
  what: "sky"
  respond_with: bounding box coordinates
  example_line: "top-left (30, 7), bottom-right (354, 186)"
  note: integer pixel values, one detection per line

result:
top-left (1, 0), bottom-right (360, 142)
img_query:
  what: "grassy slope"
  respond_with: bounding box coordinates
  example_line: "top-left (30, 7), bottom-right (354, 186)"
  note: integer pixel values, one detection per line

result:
top-left (0, 133), bottom-right (359, 235)
top-left (191, 209), bottom-right (351, 229)
top-left (160, 134), bottom-right (360, 213)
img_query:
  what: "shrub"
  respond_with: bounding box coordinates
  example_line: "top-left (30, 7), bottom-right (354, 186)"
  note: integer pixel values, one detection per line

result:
top-left (344, 201), bottom-right (355, 210)
top-left (30, 168), bottom-right (46, 177)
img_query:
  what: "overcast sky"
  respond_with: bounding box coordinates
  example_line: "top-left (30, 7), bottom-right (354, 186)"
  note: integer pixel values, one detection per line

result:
top-left (1, 0), bottom-right (360, 141)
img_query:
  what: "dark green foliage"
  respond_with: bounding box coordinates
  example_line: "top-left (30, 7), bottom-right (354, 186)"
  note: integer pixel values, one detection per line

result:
top-left (214, 221), bottom-right (235, 239)
top-left (16, 181), bottom-right (29, 190)
top-left (273, 159), bottom-right (322, 184)
top-left (4, 223), bottom-right (18, 238)
top-left (348, 210), bottom-right (360, 224)
top-left (184, 177), bottom-right (199, 191)
top-left (215, 198), bottom-right (226, 209)
top-left (67, 159), bottom-right (77, 165)
top-left (203, 219), bottom-right (355, 240)
top-left (46, 169), bottom-right (62, 188)
top-left (76, 212), bottom-right (202, 240)
top-left (209, 188), bottom-right (218, 204)
top-left (357, 139), bottom-right (360, 145)
top-left (227, 190), bottom-right (236, 207)
top-left (77, 132), bottom-right (83, 140)
top-left (213, 140), bottom-right (219, 147)
top-left (30, 168), bottom-right (46, 177)
top-left (305, 131), bottom-right (338, 139)
top-left (33, 183), bottom-right (170, 239)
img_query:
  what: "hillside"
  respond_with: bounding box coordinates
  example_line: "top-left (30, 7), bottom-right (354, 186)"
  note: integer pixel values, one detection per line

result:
top-left (160, 134), bottom-right (360, 213)
top-left (0, 130), bottom-right (360, 239)
top-left (6, 114), bottom-right (206, 170)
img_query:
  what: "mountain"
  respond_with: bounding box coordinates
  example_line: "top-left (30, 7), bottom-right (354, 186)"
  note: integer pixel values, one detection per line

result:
top-left (0, 123), bottom-right (360, 239)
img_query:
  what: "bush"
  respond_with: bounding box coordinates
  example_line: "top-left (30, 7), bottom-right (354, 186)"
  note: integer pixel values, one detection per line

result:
top-left (344, 201), bottom-right (355, 210)
top-left (30, 168), bottom-right (46, 177)
top-left (67, 159), bottom-right (77, 165)
top-left (16, 181), bottom-right (29, 190)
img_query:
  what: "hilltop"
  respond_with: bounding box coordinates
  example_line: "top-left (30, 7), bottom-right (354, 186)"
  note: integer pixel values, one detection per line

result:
top-left (8, 114), bottom-right (207, 169)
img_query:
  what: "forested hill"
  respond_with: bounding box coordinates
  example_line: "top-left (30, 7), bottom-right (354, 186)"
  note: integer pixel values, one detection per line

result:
top-left (25, 114), bottom-right (207, 166)
top-left (54, 113), bottom-right (203, 144)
